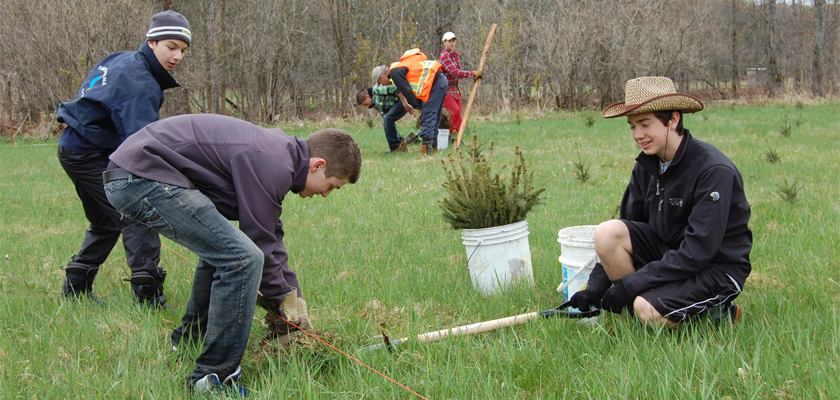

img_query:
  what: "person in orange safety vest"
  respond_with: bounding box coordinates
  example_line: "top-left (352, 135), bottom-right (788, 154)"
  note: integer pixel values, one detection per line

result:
top-left (373, 48), bottom-right (448, 154)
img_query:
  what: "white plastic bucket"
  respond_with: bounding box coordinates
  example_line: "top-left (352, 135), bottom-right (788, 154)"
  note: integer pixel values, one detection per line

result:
top-left (556, 225), bottom-right (600, 302)
top-left (438, 129), bottom-right (450, 150)
top-left (461, 220), bottom-right (534, 294)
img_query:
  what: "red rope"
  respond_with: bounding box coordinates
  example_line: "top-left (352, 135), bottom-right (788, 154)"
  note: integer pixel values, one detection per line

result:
top-left (160, 242), bottom-right (428, 399)
top-left (274, 314), bottom-right (429, 400)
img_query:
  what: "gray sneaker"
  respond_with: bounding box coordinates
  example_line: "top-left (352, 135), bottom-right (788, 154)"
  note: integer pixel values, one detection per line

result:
top-left (192, 366), bottom-right (248, 397)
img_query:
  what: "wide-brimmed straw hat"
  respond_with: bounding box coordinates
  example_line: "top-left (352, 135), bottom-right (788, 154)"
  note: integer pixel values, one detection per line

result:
top-left (602, 76), bottom-right (704, 118)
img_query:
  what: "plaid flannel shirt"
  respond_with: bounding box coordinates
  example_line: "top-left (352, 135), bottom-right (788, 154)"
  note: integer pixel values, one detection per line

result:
top-left (371, 83), bottom-right (399, 115)
top-left (438, 49), bottom-right (474, 100)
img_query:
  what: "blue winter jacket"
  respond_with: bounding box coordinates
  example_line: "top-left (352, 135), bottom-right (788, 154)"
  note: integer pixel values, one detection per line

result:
top-left (57, 42), bottom-right (180, 153)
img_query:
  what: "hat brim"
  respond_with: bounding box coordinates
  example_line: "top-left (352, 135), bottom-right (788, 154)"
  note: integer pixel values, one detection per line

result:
top-left (602, 93), bottom-right (704, 118)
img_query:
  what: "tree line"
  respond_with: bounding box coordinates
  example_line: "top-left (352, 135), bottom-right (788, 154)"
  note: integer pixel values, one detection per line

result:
top-left (1, 0), bottom-right (838, 129)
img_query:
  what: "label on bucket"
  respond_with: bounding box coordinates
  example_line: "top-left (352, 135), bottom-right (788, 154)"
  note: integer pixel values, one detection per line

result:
top-left (561, 265), bottom-right (590, 303)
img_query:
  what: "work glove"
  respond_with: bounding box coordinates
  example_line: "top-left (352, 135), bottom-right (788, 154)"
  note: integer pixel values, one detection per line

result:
top-left (473, 70), bottom-right (483, 79)
top-left (569, 289), bottom-right (602, 311)
top-left (601, 282), bottom-right (633, 314)
top-left (258, 290), bottom-right (299, 335)
top-left (265, 297), bottom-right (313, 344)
top-left (295, 298), bottom-right (313, 331)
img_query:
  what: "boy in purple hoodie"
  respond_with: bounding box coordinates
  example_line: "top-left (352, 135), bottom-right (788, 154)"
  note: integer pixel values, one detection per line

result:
top-left (104, 113), bottom-right (361, 395)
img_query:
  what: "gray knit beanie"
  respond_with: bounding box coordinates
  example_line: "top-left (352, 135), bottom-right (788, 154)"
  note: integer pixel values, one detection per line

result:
top-left (146, 11), bottom-right (191, 46)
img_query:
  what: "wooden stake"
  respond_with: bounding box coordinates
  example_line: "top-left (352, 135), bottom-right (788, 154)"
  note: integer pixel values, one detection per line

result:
top-left (455, 23), bottom-right (497, 150)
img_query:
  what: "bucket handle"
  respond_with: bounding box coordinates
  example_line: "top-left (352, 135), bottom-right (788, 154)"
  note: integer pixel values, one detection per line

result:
top-left (466, 240), bottom-right (482, 265)
top-left (555, 256), bottom-right (596, 294)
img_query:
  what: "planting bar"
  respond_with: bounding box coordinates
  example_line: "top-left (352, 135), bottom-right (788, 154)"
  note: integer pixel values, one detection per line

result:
top-left (361, 302), bottom-right (600, 352)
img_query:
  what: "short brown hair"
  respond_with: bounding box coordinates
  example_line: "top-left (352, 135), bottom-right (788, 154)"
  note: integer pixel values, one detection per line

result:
top-left (305, 129), bottom-right (362, 183)
top-left (356, 89), bottom-right (369, 105)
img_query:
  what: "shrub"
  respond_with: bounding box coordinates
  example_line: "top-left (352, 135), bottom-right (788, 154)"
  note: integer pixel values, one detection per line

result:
top-left (439, 134), bottom-right (545, 229)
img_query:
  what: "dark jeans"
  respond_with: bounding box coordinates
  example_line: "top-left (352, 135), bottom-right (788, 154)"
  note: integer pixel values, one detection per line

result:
top-left (105, 175), bottom-right (262, 382)
top-left (418, 73), bottom-right (449, 141)
top-left (57, 146), bottom-right (161, 279)
top-left (383, 102), bottom-right (408, 151)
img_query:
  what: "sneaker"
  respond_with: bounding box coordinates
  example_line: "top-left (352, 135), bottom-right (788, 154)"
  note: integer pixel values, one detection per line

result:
top-left (193, 366), bottom-right (248, 397)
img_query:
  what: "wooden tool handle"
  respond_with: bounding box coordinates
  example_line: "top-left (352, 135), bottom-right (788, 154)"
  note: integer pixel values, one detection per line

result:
top-left (455, 23), bottom-right (497, 149)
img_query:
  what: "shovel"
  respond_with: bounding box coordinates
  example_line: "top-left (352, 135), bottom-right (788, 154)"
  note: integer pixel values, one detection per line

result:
top-left (361, 301), bottom-right (599, 352)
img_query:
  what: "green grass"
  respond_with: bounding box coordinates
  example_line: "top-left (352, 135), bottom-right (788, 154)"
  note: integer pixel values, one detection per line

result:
top-left (1, 102), bottom-right (839, 399)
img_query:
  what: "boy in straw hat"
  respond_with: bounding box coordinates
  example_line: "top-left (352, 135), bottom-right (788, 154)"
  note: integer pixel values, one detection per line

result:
top-left (569, 76), bottom-right (752, 327)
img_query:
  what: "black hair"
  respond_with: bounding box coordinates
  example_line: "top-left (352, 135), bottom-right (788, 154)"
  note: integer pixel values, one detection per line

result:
top-left (652, 110), bottom-right (685, 135)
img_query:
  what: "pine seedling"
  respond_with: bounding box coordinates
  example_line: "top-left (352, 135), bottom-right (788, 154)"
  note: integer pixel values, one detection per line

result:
top-left (583, 113), bottom-right (597, 128)
top-left (440, 134), bottom-right (545, 229)
top-left (779, 113), bottom-right (793, 137)
top-left (775, 177), bottom-right (802, 203)
top-left (365, 117), bottom-right (375, 128)
top-left (572, 142), bottom-right (590, 183)
top-left (774, 160), bottom-right (802, 204)
top-left (764, 139), bottom-right (780, 164)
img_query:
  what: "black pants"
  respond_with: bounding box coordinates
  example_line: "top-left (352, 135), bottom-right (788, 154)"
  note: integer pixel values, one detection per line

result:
top-left (57, 145), bottom-right (162, 280)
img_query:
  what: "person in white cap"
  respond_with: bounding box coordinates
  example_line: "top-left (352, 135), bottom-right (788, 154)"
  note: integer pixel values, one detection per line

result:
top-left (569, 76), bottom-right (752, 328)
top-left (438, 32), bottom-right (482, 140)
top-left (55, 10), bottom-right (191, 308)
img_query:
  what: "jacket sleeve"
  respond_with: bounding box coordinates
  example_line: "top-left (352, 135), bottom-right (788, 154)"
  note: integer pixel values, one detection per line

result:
top-left (110, 91), bottom-right (163, 141)
top-left (619, 163), bottom-right (648, 222)
top-left (389, 67), bottom-right (421, 108)
top-left (622, 165), bottom-right (738, 298)
top-left (439, 53), bottom-right (474, 79)
top-left (230, 151), bottom-right (300, 301)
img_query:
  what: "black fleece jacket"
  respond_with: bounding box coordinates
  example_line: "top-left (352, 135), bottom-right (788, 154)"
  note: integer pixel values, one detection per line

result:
top-left (588, 130), bottom-right (752, 299)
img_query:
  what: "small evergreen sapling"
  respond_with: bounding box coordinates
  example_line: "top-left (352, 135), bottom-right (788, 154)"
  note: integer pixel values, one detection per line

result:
top-left (439, 134), bottom-right (545, 229)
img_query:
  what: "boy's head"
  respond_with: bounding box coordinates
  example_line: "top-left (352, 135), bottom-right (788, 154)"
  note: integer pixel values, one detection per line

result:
top-left (146, 11), bottom-right (191, 71)
top-left (605, 77), bottom-right (702, 161)
top-left (442, 32), bottom-right (457, 51)
top-left (301, 129), bottom-right (362, 198)
top-left (356, 89), bottom-right (373, 108)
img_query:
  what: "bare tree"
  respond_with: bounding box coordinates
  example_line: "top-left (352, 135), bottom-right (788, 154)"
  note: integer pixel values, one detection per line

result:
top-left (731, 0), bottom-right (741, 99)
top-left (813, 0), bottom-right (826, 96)
top-left (765, 0), bottom-right (782, 96)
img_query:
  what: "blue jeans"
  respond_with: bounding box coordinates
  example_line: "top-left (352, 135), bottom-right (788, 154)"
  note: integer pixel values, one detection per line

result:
top-left (419, 73), bottom-right (449, 141)
top-left (383, 102), bottom-right (407, 151)
top-left (104, 175), bottom-right (262, 383)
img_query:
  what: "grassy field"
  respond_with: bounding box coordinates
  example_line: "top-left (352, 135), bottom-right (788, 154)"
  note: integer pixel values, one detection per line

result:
top-left (1, 102), bottom-right (839, 399)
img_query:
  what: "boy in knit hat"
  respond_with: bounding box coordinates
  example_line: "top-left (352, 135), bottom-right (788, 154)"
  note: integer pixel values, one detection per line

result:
top-left (569, 76), bottom-right (752, 328)
top-left (56, 10), bottom-right (191, 308)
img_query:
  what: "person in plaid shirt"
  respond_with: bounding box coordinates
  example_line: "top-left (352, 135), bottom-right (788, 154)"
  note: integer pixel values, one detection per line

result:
top-left (355, 66), bottom-right (414, 153)
top-left (438, 32), bottom-right (482, 139)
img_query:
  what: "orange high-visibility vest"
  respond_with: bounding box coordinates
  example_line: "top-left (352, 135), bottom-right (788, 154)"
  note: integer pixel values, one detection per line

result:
top-left (389, 48), bottom-right (442, 102)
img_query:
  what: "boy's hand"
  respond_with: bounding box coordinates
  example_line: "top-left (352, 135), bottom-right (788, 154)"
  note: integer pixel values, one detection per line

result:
top-left (569, 289), bottom-right (601, 311)
top-left (602, 283), bottom-right (633, 314)
top-left (473, 70), bottom-right (483, 79)
top-left (256, 290), bottom-right (298, 321)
